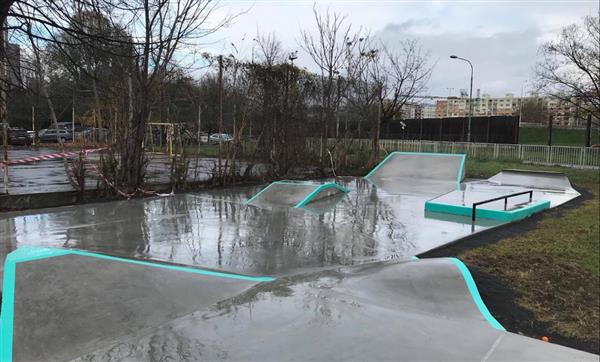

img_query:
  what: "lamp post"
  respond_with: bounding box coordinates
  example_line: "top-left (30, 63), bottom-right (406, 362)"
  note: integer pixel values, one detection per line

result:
top-left (518, 80), bottom-right (528, 127)
top-left (450, 55), bottom-right (473, 142)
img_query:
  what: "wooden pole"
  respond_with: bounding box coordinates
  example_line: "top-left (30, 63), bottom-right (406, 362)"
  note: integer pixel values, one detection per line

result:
top-left (547, 114), bottom-right (553, 146)
top-left (1, 28), bottom-right (8, 194)
top-left (217, 55), bottom-right (223, 176)
top-left (32, 106), bottom-right (36, 146)
top-left (585, 113), bottom-right (592, 147)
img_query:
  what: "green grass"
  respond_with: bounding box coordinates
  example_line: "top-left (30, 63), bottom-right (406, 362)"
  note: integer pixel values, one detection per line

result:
top-left (462, 159), bottom-right (599, 344)
top-left (519, 127), bottom-right (599, 146)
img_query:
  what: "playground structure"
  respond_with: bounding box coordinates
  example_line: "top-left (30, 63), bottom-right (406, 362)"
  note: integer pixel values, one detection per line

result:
top-left (144, 122), bottom-right (183, 157)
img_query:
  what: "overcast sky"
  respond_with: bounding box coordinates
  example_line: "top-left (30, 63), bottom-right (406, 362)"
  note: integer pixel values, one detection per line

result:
top-left (201, 0), bottom-right (598, 99)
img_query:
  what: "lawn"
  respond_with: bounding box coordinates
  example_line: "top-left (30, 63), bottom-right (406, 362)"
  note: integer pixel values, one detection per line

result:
top-left (519, 126), bottom-right (600, 147)
top-left (458, 160), bottom-right (599, 353)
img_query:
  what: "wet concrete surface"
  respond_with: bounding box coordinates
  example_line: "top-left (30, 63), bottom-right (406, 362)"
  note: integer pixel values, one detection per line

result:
top-left (13, 254), bottom-right (256, 361)
top-left (15, 256), bottom-right (588, 361)
top-left (0, 177), bottom-right (507, 282)
top-left (1, 161), bottom-right (594, 360)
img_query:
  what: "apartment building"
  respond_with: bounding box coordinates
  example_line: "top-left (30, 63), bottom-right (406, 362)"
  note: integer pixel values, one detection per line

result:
top-left (428, 93), bottom-right (590, 127)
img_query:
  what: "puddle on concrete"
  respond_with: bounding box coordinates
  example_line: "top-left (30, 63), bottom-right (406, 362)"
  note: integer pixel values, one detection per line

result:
top-left (0, 177), bottom-right (507, 281)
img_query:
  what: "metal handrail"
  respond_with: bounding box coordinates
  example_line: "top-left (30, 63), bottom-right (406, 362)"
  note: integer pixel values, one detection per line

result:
top-left (472, 190), bottom-right (533, 221)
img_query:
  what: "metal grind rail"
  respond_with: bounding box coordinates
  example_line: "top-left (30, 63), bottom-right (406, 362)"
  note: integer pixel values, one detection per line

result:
top-left (472, 190), bottom-right (533, 222)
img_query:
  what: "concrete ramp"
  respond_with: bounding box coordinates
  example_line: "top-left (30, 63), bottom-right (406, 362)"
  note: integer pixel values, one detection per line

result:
top-left (246, 181), bottom-right (349, 208)
top-left (32, 254), bottom-right (594, 362)
top-left (488, 169), bottom-right (575, 191)
top-left (0, 247), bottom-right (272, 362)
top-left (1, 247), bottom-right (596, 361)
top-left (365, 152), bottom-right (466, 184)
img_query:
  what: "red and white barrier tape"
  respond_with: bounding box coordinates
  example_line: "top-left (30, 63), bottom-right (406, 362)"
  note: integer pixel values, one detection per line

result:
top-left (1, 148), bottom-right (107, 166)
top-left (3, 147), bottom-right (173, 199)
top-left (90, 163), bottom-right (174, 199)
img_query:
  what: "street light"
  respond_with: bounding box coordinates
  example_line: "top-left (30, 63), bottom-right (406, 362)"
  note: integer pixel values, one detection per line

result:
top-left (450, 55), bottom-right (474, 142)
top-left (519, 80), bottom-right (528, 127)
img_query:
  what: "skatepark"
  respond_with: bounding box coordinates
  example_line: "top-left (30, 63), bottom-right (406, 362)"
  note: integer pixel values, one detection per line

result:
top-left (0, 152), bottom-right (595, 361)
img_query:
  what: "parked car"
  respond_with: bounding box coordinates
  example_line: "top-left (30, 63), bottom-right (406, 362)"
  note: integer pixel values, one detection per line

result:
top-left (8, 127), bottom-right (32, 145)
top-left (55, 122), bottom-right (86, 132)
top-left (38, 128), bottom-right (73, 143)
top-left (200, 133), bottom-right (209, 144)
top-left (82, 127), bottom-right (110, 142)
top-left (209, 133), bottom-right (233, 144)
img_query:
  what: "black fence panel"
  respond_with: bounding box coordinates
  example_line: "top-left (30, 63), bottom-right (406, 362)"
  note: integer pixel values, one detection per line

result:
top-left (381, 116), bottom-right (519, 144)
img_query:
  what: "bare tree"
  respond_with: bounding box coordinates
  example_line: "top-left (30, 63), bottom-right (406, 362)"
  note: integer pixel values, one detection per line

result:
top-left (23, 18), bottom-right (60, 138)
top-left (368, 41), bottom-right (432, 162)
top-left (255, 32), bottom-right (283, 66)
top-left (89, 0), bottom-right (232, 191)
top-left (345, 34), bottom-right (378, 140)
top-left (4, 0), bottom-right (231, 193)
top-left (300, 6), bottom-right (357, 167)
top-left (1, 1), bottom-right (17, 193)
top-left (536, 15), bottom-right (600, 124)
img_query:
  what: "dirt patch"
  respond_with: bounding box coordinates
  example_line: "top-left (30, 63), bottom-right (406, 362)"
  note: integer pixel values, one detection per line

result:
top-left (419, 185), bottom-right (600, 355)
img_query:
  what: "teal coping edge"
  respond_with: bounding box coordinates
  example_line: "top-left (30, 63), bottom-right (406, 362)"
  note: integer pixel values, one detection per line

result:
top-left (245, 180), bottom-right (320, 204)
top-left (293, 183), bottom-right (349, 208)
top-left (449, 257), bottom-right (506, 331)
top-left (0, 246), bottom-right (275, 362)
top-left (363, 152), bottom-right (467, 183)
top-left (424, 199), bottom-right (551, 222)
top-left (245, 181), bottom-right (349, 208)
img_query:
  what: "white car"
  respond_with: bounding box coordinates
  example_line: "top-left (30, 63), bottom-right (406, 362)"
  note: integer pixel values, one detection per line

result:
top-left (209, 133), bottom-right (233, 144)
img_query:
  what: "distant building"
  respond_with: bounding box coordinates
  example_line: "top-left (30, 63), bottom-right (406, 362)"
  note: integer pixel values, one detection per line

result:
top-left (422, 104), bottom-right (437, 119)
top-left (428, 92), bottom-right (593, 127)
top-left (398, 103), bottom-right (436, 120)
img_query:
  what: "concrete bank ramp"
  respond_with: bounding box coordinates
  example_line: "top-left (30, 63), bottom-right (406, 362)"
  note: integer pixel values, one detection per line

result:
top-left (0, 247), bottom-right (272, 362)
top-left (488, 169), bottom-right (576, 192)
top-left (364, 152), bottom-right (466, 195)
top-left (246, 181), bottom-right (349, 208)
top-left (2, 247), bottom-right (596, 361)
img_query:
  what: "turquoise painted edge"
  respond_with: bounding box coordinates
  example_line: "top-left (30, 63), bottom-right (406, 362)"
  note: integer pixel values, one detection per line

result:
top-left (424, 200), bottom-right (551, 222)
top-left (456, 154), bottom-right (466, 183)
top-left (0, 246), bottom-right (276, 362)
top-left (294, 183), bottom-right (350, 208)
top-left (245, 180), bottom-right (322, 204)
top-left (364, 152), bottom-right (397, 178)
top-left (363, 152), bottom-right (467, 180)
top-left (1, 247), bottom-right (73, 362)
top-left (449, 257), bottom-right (506, 331)
top-left (244, 182), bottom-right (279, 204)
top-left (0, 253), bottom-right (16, 362)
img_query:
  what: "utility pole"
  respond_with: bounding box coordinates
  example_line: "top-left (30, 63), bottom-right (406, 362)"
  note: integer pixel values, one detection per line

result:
top-left (197, 103), bottom-right (202, 145)
top-left (518, 80), bottom-right (527, 127)
top-left (233, 104), bottom-right (237, 140)
top-left (1, 27), bottom-right (8, 194)
top-left (217, 55), bottom-right (223, 176)
top-left (449, 55), bottom-right (474, 142)
top-left (585, 113), bottom-right (592, 147)
top-left (547, 115), bottom-right (553, 146)
top-left (32, 106), bottom-right (36, 147)
top-left (72, 92), bottom-right (75, 143)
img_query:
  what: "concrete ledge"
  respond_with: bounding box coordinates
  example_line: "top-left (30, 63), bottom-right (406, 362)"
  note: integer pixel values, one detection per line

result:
top-left (0, 189), bottom-right (116, 211)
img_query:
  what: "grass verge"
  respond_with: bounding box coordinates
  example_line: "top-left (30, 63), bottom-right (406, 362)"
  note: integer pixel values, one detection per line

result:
top-left (436, 160), bottom-right (599, 353)
top-left (519, 126), bottom-right (599, 147)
